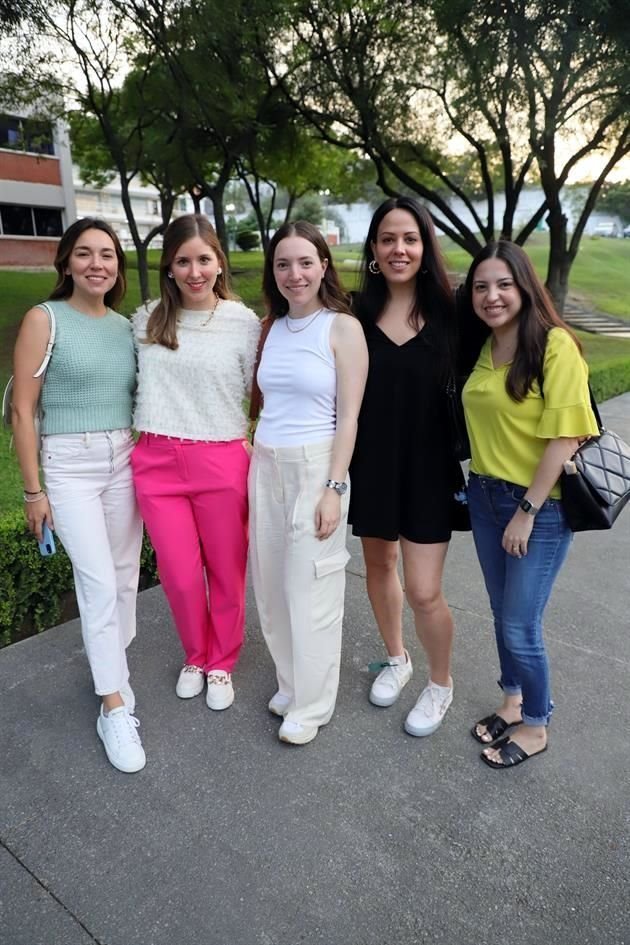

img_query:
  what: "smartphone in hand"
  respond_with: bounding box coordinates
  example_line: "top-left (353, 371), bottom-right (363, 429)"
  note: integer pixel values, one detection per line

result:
top-left (38, 522), bottom-right (56, 556)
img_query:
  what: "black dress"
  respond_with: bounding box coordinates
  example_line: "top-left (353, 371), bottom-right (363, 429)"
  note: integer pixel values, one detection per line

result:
top-left (349, 319), bottom-right (465, 543)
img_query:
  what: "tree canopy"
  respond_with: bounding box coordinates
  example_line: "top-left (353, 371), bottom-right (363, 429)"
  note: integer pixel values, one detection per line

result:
top-left (596, 181), bottom-right (630, 224)
top-left (7, 0), bottom-right (630, 309)
top-left (271, 0), bottom-right (630, 308)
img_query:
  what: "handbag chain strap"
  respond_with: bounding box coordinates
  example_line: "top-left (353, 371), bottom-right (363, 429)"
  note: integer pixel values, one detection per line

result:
top-left (587, 383), bottom-right (603, 433)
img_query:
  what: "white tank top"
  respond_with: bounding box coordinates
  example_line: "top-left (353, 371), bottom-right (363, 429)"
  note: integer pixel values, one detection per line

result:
top-left (256, 309), bottom-right (337, 447)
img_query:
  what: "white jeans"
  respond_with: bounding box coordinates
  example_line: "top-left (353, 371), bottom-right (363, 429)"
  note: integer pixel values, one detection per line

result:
top-left (41, 430), bottom-right (143, 696)
top-left (248, 438), bottom-right (350, 729)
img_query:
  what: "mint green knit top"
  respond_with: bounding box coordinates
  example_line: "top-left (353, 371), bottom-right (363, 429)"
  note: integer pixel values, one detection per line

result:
top-left (40, 300), bottom-right (136, 434)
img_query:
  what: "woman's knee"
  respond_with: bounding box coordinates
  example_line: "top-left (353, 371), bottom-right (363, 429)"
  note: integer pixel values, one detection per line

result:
top-left (501, 620), bottom-right (545, 659)
top-left (362, 539), bottom-right (399, 576)
top-left (405, 583), bottom-right (444, 615)
top-left (365, 551), bottom-right (399, 581)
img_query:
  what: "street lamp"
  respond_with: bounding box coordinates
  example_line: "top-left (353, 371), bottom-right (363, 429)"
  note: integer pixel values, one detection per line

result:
top-left (319, 189), bottom-right (330, 234)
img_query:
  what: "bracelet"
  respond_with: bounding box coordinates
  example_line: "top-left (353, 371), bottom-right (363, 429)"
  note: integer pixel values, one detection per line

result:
top-left (24, 490), bottom-right (47, 503)
top-left (24, 489), bottom-right (43, 495)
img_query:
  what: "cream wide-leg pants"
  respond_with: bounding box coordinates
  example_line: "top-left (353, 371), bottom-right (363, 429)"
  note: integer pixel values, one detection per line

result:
top-left (41, 430), bottom-right (143, 696)
top-left (248, 437), bottom-right (350, 730)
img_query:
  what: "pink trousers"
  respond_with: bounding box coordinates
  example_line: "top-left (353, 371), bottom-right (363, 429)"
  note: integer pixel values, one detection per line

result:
top-left (131, 434), bottom-right (250, 673)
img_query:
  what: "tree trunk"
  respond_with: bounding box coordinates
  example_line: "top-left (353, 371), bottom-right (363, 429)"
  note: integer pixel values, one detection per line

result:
top-left (237, 167), bottom-right (270, 251)
top-left (135, 242), bottom-right (151, 304)
top-left (284, 193), bottom-right (296, 224)
top-left (118, 175), bottom-right (151, 303)
top-left (209, 188), bottom-right (229, 262)
top-left (545, 205), bottom-right (570, 315)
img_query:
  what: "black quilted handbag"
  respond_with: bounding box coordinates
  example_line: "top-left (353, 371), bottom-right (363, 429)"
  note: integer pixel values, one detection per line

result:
top-left (561, 389), bottom-right (630, 532)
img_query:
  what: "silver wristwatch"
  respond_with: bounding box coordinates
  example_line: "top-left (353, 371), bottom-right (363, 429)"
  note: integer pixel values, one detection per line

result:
top-left (325, 479), bottom-right (348, 496)
top-left (519, 498), bottom-right (539, 516)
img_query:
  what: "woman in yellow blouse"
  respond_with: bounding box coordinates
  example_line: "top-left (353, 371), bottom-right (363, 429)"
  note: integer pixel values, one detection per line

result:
top-left (461, 241), bottom-right (598, 769)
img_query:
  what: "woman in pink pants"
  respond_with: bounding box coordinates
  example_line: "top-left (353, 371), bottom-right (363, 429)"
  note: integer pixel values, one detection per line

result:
top-left (131, 214), bottom-right (261, 709)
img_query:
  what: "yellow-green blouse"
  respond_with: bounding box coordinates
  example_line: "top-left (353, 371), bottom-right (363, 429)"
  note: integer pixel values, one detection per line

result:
top-left (462, 328), bottom-right (599, 497)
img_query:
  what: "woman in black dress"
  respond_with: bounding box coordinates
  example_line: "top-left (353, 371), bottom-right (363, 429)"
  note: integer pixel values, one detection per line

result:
top-left (349, 196), bottom-right (464, 737)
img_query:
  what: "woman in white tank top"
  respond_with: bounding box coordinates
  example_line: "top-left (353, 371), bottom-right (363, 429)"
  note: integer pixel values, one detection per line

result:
top-left (248, 221), bottom-right (368, 745)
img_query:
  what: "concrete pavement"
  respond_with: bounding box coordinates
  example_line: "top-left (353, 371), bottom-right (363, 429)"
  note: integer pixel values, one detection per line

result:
top-left (1, 395), bottom-right (629, 945)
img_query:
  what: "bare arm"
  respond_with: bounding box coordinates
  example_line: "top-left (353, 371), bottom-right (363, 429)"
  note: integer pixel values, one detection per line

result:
top-left (314, 314), bottom-right (369, 539)
top-left (11, 306), bottom-right (54, 540)
top-left (503, 436), bottom-right (579, 556)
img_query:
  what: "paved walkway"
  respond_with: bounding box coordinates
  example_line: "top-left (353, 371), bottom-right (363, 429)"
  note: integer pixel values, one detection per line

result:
top-left (1, 395), bottom-right (630, 945)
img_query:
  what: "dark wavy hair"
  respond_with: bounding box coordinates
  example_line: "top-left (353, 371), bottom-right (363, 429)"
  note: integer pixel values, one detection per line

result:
top-left (49, 217), bottom-right (126, 309)
top-left (462, 240), bottom-right (581, 402)
top-left (356, 196), bottom-right (456, 374)
top-left (262, 220), bottom-right (351, 318)
top-left (146, 214), bottom-right (235, 349)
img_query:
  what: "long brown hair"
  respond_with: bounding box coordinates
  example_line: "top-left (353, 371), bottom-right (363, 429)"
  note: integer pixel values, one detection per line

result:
top-left (262, 220), bottom-right (351, 318)
top-left (356, 196), bottom-right (456, 377)
top-left (463, 240), bottom-right (582, 401)
top-left (146, 214), bottom-right (234, 349)
top-left (49, 217), bottom-right (127, 309)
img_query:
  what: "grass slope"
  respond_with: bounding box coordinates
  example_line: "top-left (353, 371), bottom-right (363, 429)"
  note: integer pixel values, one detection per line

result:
top-left (442, 232), bottom-right (630, 320)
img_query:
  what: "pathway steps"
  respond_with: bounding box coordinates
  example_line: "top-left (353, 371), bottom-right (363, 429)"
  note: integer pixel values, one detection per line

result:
top-left (563, 299), bottom-right (630, 338)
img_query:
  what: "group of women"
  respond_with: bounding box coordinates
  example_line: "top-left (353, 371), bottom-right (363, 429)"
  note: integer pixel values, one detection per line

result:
top-left (11, 196), bottom-right (598, 774)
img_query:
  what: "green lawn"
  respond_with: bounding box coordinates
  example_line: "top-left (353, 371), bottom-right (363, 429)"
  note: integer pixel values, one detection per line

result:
top-left (442, 232), bottom-right (630, 320)
top-left (1, 236), bottom-right (629, 515)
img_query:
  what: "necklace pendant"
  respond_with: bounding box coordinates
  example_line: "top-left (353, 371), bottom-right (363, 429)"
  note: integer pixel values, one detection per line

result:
top-left (201, 295), bottom-right (221, 327)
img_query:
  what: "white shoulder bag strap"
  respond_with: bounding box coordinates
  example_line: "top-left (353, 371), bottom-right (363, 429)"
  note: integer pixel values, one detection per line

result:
top-left (32, 301), bottom-right (57, 378)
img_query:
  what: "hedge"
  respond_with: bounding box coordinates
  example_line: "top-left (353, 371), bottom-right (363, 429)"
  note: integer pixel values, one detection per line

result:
top-left (235, 230), bottom-right (260, 251)
top-left (0, 510), bottom-right (158, 648)
top-left (589, 357), bottom-right (630, 404)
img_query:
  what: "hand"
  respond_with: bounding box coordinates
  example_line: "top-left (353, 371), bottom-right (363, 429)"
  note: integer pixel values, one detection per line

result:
top-left (502, 510), bottom-right (535, 558)
top-left (241, 438), bottom-right (253, 457)
top-left (24, 495), bottom-right (54, 543)
top-left (314, 489), bottom-right (341, 540)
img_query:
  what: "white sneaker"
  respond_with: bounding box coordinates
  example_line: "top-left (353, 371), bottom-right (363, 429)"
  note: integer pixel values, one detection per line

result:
top-left (278, 719), bottom-right (318, 745)
top-left (369, 650), bottom-right (413, 706)
top-left (268, 692), bottom-right (291, 717)
top-left (404, 680), bottom-right (453, 737)
top-left (119, 682), bottom-right (135, 714)
top-left (96, 706), bottom-right (146, 773)
top-left (206, 670), bottom-right (234, 710)
top-left (176, 665), bottom-right (205, 699)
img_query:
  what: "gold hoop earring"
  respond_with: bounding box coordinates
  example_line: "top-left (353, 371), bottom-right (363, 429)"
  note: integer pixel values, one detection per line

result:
top-left (368, 260), bottom-right (380, 275)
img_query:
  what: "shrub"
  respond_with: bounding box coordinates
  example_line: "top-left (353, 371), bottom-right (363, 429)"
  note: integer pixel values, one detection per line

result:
top-left (235, 230), bottom-right (260, 251)
top-left (0, 511), bottom-right (158, 648)
top-left (589, 357), bottom-right (630, 403)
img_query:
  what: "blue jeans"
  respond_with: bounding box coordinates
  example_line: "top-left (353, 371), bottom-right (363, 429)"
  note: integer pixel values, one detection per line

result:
top-left (467, 473), bottom-right (573, 726)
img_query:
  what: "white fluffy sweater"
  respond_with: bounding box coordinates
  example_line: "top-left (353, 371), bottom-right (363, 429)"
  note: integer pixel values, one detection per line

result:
top-left (133, 299), bottom-right (261, 440)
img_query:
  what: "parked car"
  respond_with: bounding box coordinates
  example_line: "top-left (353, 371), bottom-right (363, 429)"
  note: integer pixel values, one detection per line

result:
top-left (623, 224), bottom-right (630, 238)
top-left (593, 220), bottom-right (620, 237)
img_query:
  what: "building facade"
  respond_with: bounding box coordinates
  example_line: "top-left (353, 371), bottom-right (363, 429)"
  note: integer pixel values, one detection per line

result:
top-left (0, 110), bottom-right (76, 266)
top-left (74, 174), bottom-right (197, 249)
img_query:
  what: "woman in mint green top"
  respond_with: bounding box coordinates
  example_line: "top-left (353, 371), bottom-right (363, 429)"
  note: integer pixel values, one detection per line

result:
top-left (461, 241), bottom-right (598, 770)
top-left (11, 218), bottom-right (146, 775)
